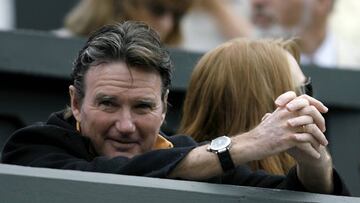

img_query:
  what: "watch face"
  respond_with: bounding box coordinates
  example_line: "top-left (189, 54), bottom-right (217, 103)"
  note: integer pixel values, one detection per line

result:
top-left (210, 136), bottom-right (231, 151)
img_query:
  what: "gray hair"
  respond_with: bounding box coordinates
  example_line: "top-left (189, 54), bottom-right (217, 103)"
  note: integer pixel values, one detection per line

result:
top-left (71, 21), bottom-right (173, 103)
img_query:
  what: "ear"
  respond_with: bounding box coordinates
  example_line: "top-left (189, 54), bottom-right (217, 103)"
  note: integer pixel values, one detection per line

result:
top-left (161, 89), bottom-right (169, 123)
top-left (69, 85), bottom-right (81, 122)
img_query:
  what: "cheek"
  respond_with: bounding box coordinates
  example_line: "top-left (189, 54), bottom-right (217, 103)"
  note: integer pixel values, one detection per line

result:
top-left (136, 112), bottom-right (164, 140)
top-left (81, 110), bottom-right (112, 140)
top-left (139, 113), bottom-right (163, 132)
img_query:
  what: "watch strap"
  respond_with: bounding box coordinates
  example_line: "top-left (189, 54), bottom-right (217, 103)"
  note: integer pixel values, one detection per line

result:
top-left (217, 148), bottom-right (235, 172)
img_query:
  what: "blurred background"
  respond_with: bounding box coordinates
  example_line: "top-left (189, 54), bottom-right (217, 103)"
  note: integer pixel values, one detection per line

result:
top-left (1, 0), bottom-right (359, 49)
top-left (329, 0), bottom-right (360, 48)
top-left (0, 0), bottom-right (360, 45)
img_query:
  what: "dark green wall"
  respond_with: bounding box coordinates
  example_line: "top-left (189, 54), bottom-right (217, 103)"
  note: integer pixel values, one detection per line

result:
top-left (15, 0), bottom-right (78, 30)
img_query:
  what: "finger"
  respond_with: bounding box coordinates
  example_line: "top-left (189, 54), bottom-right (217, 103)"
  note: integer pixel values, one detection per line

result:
top-left (299, 105), bottom-right (326, 132)
top-left (296, 143), bottom-right (321, 159)
top-left (286, 98), bottom-right (310, 112)
top-left (275, 91), bottom-right (297, 107)
top-left (304, 124), bottom-right (328, 146)
top-left (294, 133), bottom-right (321, 152)
top-left (299, 94), bottom-right (328, 113)
top-left (261, 113), bottom-right (272, 121)
top-left (287, 115), bottom-right (314, 127)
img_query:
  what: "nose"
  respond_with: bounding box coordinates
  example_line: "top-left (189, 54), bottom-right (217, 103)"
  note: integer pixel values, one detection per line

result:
top-left (115, 109), bottom-right (136, 135)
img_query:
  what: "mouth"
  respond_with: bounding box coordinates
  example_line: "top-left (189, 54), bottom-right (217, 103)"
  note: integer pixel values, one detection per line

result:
top-left (252, 11), bottom-right (274, 28)
top-left (106, 138), bottom-right (139, 150)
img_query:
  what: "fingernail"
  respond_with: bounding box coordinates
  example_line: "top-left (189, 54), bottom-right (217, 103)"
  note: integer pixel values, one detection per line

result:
top-left (286, 103), bottom-right (294, 111)
top-left (275, 99), bottom-right (282, 106)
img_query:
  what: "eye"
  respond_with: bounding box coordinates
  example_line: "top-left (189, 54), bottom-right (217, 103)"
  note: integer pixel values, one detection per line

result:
top-left (135, 103), bottom-right (152, 109)
top-left (99, 100), bottom-right (114, 107)
top-left (134, 101), bottom-right (155, 114)
top-left (98, 99), bottom-right (118, 112)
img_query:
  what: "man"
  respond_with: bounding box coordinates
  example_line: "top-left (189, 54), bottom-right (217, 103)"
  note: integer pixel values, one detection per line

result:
top-left (2, 21), bottom-right (348, 195)
top-left (250, 0), bottom-right (360, 69)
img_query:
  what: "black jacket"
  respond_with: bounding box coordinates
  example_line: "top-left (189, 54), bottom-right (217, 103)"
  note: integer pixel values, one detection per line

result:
top-left (1, 110), bottom-right (350, 195)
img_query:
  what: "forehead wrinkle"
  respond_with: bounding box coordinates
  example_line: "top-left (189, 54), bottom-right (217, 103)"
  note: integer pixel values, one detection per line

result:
top-left (86, 64), bottom-right (161, 90)
top-left (84, 62), bottom-right (163, 104)
top-left (93, 76), bottom-right (160, 92)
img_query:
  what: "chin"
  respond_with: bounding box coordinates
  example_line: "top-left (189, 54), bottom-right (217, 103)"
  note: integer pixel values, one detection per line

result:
top-left (106, 150), bottom-right (140, 159)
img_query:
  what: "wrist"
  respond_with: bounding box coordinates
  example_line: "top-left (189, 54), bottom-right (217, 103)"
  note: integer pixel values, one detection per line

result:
top-left (207, 135), bottom-right (235, 172)
top-left (230, 131), bottom-right (259, 166)
top-left (298, 146), bottom-right (332, 168)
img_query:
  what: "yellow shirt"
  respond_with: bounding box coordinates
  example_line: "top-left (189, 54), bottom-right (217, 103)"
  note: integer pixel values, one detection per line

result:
top-left (152, 134), bottom-right (173, 150)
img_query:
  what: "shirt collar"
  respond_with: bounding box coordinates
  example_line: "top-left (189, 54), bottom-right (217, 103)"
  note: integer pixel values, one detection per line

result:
top-left (153, 134), bottom-right (174, 150)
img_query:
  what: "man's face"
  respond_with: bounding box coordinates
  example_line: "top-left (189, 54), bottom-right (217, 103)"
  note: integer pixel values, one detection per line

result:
top-left (70, 62), bottom-right (166, 158)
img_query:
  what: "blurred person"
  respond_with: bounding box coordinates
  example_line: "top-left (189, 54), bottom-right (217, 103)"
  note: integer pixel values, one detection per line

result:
top-left (180, 0), bottom-right (252, 52)
top-left (55, 0), bottom-right (192, 46)
top-left (250, 0), bottom-right (360, 69)
top-left (2, 21), bottom-right (349, 195)
top-left (179, 38), bottom-right (313, 175)
top-left (250, 0), bottom-right (284, 38)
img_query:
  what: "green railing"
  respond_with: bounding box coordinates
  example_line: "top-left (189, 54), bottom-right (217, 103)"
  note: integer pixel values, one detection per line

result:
top-left (0, 164), bottom-right (358, 203)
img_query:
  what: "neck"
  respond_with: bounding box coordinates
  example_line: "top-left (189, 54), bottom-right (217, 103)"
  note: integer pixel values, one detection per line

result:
top-left (298, 19), bottom-right (328, 55)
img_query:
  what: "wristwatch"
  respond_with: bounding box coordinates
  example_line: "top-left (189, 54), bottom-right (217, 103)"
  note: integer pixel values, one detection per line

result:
top-left (207, 135), bottom-right (235, 172)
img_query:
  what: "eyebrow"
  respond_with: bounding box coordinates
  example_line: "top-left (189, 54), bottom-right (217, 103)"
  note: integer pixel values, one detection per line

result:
top-left (94, 93), bottom-right (116, 102)
top-left (136, 97), bottom-right (158, 106)
top-left (137, 97), bottom-right (156, 102)
top-left (94, 93), bottom-right (157, 104)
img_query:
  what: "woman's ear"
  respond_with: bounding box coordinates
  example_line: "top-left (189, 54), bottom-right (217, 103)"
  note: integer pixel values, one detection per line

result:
top-left (69, 85), bottom-right (81, 122)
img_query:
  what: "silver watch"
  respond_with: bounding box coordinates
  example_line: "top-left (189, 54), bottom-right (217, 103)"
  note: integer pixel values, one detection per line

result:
top-left (207, 136), bottom-right (235, 172)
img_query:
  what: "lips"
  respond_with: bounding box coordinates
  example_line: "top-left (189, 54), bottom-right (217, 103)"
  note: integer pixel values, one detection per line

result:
top-left (106, 137), bottom-right (139, 150)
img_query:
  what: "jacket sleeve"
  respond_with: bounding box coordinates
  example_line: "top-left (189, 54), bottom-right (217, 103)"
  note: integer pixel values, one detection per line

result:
top-left (1, 125), bottom-right (350, 195)
top-left (1, 125), bottom-right (197, 178)
top-left (218, 165), bottom-right (350, 196)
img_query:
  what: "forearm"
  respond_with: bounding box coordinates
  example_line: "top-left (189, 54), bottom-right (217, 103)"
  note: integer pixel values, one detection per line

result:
top-left (169, 132), bottom-right (254, 180)
top-left (296, 146), bottom-right (334, 194)
top-left (169, 145), bottom-right (222, 180)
